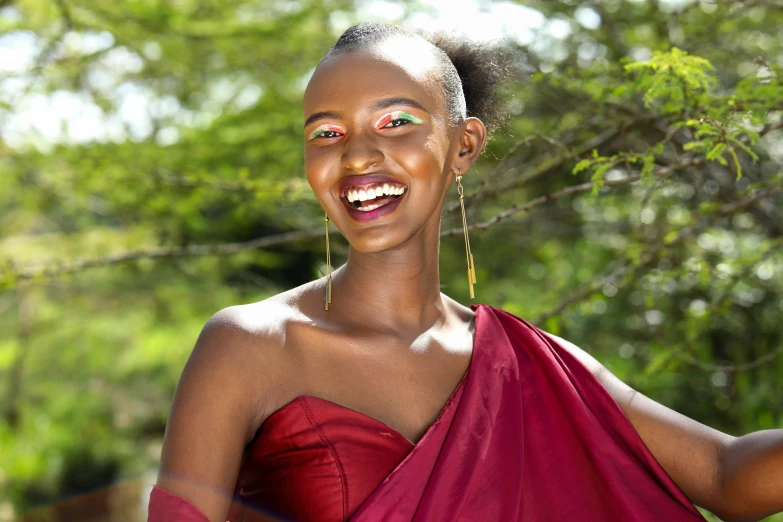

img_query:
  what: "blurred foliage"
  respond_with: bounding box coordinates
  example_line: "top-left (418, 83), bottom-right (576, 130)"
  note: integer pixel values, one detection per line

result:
top-left (1, 0), bottom-right (782, 520)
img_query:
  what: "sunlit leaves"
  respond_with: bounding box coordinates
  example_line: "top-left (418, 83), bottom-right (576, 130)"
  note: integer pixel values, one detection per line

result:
top-left (624, 47), bottom-right (716, 113)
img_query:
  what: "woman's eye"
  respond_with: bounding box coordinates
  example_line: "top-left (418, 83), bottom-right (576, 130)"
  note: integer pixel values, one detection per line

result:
top-left (376, 111), bottom-right (424, 130)
top-left (383, 118), bottom-right (411, 129)
top-left (318, 130), bottom-right (341, 138)
top-left (308, 126), bottom-right (344, 141)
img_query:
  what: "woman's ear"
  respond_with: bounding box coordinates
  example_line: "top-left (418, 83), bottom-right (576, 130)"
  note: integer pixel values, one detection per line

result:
top-left (452, 117), bottom-right (487, 175)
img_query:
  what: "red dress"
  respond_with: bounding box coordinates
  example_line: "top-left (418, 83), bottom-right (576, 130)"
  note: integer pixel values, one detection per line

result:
top-left (226, 370), bottom-right (467, 521)
top-left (150, 375), bottom-right (466, 522)
top-left (149, 303), bottom-right (706, 522)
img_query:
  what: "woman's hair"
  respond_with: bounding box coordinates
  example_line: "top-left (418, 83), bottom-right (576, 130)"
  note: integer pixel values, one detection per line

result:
top-left (324, 21), bottom-right (519, 134)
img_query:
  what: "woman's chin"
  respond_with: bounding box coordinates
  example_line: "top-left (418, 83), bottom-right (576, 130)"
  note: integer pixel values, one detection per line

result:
top-left (341, 227), bottom-right (414, 255)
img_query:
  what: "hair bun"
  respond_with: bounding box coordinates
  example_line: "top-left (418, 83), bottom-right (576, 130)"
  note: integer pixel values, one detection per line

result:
top-left (425, 32), bottom-right (520, 132)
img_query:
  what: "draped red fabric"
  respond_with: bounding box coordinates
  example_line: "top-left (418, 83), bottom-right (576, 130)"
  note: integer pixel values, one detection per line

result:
top-left (148, 303), bottom-right (707, 521)
top-left (349, 304), bottom-right (706, 521)
top-left (148, 485), bottom-right (211, 522)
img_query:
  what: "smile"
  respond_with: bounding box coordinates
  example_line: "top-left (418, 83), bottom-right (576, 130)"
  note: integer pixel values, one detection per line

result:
top-left (343, 182), bottom-right (407, 210)
top-left (340, 183), bottom-right (407, 222)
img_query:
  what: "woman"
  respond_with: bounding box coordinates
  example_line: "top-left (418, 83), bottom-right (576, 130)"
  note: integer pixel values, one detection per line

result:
top-left (148, 22), bottom-right (783, 522)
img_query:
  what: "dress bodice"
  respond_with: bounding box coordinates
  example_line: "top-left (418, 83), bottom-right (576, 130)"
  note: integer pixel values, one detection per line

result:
top-left (228, 374), bottom-right (468, 522)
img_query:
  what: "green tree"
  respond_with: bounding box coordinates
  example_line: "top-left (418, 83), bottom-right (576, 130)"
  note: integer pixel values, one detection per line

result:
top-left (1, 1), bottom-right (781, 520)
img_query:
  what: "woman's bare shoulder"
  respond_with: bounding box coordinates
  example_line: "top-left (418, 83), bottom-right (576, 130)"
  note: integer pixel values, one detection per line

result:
top-left (193, 281), bottom-right (324, 412)
top-left (202, 279), bottom-right (322, 349)
top-left (156, 285), bottom-right (322, 520)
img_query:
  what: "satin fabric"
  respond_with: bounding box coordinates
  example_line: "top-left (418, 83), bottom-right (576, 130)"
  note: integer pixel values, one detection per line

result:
top-left (148, 303), bottom-right (707, 521)
top-left (148, 485), bottom-right (210, 522)
top-left (350, 304), bottom-right (706, 521)
top-left (226, 369), bottom-right (468, 521)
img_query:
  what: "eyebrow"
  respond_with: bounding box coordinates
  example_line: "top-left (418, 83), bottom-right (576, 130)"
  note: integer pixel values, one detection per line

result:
top-left (303, 97), bottom-right (428, 128)
top-left (371, 97), bottom-right (428, 113)
top-left (304, 111), bottom-right (341, 128)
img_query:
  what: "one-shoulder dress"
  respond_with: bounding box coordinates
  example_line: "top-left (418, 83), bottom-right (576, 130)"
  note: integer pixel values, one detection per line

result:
top-left (149, 304), bottom-right (707, 522)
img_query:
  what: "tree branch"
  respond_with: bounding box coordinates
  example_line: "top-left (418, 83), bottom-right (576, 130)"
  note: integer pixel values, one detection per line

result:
top-left (4, 227), bottom-right (324, 285)
top-left (678, 347), bottom-right (783, 372)
top-left (444, 124), bottom-right (628, 214)
top-left (442, 156), bottom-right (707, 237)
top-left (532, 182), bottom-right (783, 324)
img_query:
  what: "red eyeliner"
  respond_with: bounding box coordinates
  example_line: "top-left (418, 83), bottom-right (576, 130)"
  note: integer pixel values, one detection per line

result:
top-left (376, 115), bottom-right (392, 128)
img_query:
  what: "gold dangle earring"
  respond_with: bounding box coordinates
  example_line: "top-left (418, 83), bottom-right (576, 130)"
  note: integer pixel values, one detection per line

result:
top-left (324, 213), bottom-right (333, 311)
top-left (455, 169), bottom-right (477, 298)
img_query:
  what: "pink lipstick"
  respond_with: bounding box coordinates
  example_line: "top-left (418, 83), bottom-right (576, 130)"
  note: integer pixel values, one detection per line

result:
top-left (337, 174), bottom-right (408, 223)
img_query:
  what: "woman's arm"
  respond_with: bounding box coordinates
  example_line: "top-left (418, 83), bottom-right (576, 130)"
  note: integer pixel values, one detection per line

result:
top-left (719, 431), bottom-right (783, 521)
top-left (154, 306), bottom-right (279, 522)
top-left (549, 333), bottom-right (783, 522)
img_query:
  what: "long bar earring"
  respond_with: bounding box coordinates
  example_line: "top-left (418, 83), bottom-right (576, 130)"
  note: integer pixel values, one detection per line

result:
top-left (324, 213), bottom-right (332, 311)
top-left (455, 171), bottom-right (477, 299)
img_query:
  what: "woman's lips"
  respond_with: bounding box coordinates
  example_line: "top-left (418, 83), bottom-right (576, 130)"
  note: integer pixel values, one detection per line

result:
top-left (340, 191), bottom-right (406, 223)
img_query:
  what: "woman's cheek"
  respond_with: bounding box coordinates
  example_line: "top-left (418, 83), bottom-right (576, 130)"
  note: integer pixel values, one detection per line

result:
top-left (394, 139), bottom-right (444, 179)
top-left (304, 156), bottom-right (330, 195)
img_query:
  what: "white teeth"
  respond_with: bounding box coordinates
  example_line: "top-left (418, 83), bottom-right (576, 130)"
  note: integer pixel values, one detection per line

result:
top-left (357, 202), bottom-right (382, 211)
top-left (345, 183), bottom-right (407, 203)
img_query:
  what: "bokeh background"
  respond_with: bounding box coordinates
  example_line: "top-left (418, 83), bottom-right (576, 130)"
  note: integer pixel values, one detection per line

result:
top-left (1, 0), bottom-right (782, 520)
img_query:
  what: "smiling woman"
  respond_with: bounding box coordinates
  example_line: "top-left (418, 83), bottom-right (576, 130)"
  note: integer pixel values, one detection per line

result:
top-left (147, 21), bottom-right (783, 522)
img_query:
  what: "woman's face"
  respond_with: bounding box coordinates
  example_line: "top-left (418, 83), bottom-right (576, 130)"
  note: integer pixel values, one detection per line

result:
top-left (303, 44), bottom-right (467, 254)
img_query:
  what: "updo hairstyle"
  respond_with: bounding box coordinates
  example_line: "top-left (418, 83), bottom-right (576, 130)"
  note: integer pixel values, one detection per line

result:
top-left (324, 21), bottom-right (519, 135)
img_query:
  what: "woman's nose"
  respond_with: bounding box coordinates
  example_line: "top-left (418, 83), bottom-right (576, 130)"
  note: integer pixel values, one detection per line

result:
top-left (341, 135), bottom-right (384, 172)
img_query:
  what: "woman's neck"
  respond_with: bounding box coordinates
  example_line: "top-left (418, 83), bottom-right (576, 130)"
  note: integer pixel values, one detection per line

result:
top-left (329, 240), bottom-right (448, 335)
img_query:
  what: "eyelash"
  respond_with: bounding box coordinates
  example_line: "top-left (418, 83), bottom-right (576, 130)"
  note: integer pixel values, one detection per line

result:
top-left (376, 111), bottom-right (423, 129)
top-left (312, 129), bottom-right (342, 139)
top-left (382, 117), bottom-right (413, 129)
top-left (309, 126), bottom-right (344, 141)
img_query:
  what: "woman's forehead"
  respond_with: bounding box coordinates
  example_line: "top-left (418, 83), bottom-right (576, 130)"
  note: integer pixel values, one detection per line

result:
top-left (303, 44), bottom-right (444, 117)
